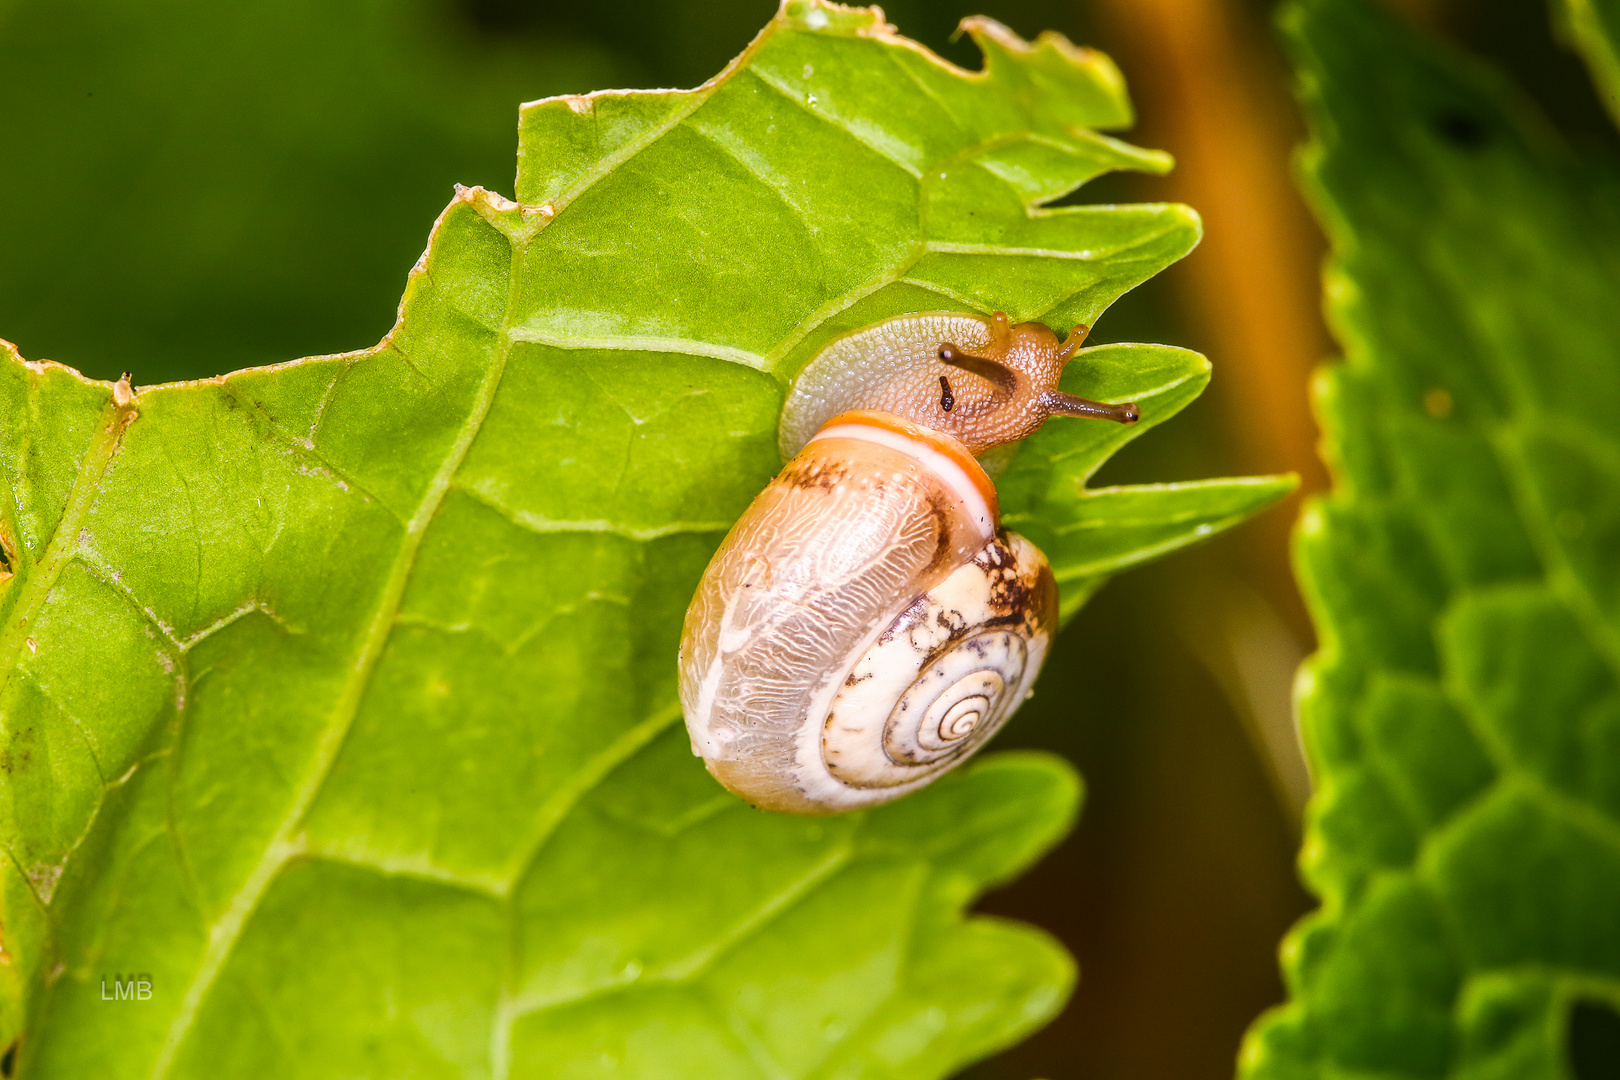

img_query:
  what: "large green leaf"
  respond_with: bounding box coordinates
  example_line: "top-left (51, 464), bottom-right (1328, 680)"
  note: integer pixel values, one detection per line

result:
top-left (1242, 2), bottom-right (1620, 1078)
top-left (0, 4), bottom-right (1286, 1076)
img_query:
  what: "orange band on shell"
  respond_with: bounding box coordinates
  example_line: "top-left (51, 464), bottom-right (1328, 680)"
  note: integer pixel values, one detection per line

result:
top-left (807, 409), bottom-right (1000, 533)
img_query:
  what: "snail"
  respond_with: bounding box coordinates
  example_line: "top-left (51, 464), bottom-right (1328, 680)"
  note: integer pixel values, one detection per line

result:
top-left (678, 312), bottom-right (1139, 814)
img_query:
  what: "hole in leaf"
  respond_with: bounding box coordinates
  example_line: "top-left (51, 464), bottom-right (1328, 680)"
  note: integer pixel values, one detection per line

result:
top-left (0, 529), bottom-right (13, 584)
top-left (1, 1038), bottom-right (16, 1078)
top-left (1569, 998), bottom-right (1620, 1080)
top-left (1434, 110), bottom-right (1489, 149)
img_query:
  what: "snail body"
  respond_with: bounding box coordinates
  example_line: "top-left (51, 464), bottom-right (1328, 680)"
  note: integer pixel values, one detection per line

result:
top-left (679, 312), bottom-right (1138, 814)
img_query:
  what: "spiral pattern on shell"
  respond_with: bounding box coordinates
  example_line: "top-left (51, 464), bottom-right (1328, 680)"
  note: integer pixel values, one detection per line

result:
top-left (819, 538), bottom-right (1052, 794)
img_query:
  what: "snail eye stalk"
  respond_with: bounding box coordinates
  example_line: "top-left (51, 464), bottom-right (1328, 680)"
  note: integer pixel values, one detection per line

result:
top-left (1039, 389), bottom-right (1140, 425)
top-left (938, 375), bottom-right (955, 412)
top-left (937, 343), bottom-right (1018, 396)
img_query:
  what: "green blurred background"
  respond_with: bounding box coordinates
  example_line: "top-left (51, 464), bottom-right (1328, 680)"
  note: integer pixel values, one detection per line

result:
top-left (1, 0), bottom-right (1611, 1075)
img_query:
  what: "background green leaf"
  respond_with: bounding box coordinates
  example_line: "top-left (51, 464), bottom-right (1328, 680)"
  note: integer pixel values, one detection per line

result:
top-left (0, 3), bottom-right (1286, 1076)
top-left (1242, 1), bottom-right (1620, 1077)
top-left (1559, 0), bottom-right (1620, 125)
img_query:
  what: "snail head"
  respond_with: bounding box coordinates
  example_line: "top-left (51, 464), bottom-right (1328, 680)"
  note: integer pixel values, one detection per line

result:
top-left (776, 310), bottom-right (1143, 462)
top-left (933, 312), bottom-right (1139, 453)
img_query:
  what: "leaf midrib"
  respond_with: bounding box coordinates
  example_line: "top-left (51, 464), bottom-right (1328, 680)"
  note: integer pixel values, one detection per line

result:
top-left (0, 389), bottom-right (134, 784)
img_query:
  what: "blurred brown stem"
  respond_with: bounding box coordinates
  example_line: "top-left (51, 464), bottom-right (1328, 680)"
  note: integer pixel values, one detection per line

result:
top-left (1088, 0), bottom-right (1334, 820)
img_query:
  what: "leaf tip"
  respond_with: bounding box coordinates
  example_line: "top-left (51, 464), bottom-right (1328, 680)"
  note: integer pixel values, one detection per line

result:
top-left (1295, 497), bottom-right (1328, 539)
top-left (1267, 471), bottom-right (1303, 498)
top-left (1134, 145), bottom-right (1178, 175)
top-left (962, 15), bottom-right (1111, 79)
top-left (961, 14), bottom-right (1137, 128)
top-left (1176, 201), bottom-right (1206, 243)
top-left (780, 0), bottom-right (889, 35)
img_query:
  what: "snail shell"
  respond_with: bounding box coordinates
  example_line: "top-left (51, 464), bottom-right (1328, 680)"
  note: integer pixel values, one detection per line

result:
top-left (679, 312), bottom-right (1137, 814)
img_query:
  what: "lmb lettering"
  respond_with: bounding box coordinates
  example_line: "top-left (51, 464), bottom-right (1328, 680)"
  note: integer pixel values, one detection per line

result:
top-left (100, 974), bottom-right (152, 1001)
